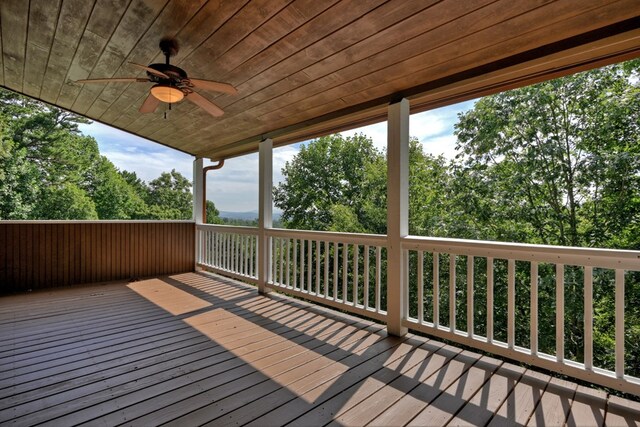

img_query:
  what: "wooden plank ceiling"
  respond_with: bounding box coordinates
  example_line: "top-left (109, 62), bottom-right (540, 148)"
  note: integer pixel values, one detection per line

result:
top-left (1, 0), bottom-right (639, 160)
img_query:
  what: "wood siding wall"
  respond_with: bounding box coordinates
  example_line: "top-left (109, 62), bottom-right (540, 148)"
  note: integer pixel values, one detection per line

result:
top-left (0, 222), bottom-right (195, 294)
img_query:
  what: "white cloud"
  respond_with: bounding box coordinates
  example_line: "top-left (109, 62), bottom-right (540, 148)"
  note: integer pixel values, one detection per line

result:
top-left (422, 134), bottom-right (459, 159)
top-left (341, 122), bottom-right (387, 151)
top-left (205, 154), bottom-right (258, 212)
top-left (273, 144), bottom-right (300, 185)
top-left (411, 111), bottom-right (449, 139)
top-left (338, 100), bottom-right (475, 157)
top-left (79, 122), bottom-right (193, 182)
top-left (100, 148), bottom-right (193, 182)
top-left (203, 144), bottom-right (301, 212)
top-left (411, 100), bottom-right (475, 158)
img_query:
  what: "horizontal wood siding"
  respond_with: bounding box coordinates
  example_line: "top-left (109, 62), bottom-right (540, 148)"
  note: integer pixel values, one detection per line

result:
top-left (0, 222), bottom-right (195, 293)
top-left (2, 1), bottom-right (637, 160)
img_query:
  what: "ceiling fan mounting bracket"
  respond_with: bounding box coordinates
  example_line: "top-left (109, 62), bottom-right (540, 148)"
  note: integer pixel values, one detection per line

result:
top-left (159, 38), bottom-right (179, 59)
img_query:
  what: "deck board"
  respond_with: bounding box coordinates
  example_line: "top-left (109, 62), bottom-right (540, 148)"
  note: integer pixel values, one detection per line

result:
top-left (366, 350), bottom-right (482, 426)
top-left (526, 376), bottom-right (577, 426)
top-left (444, 362), bottom-right (526, 427)
top-left (328, 343), bottom-right (462, 426)
top-left (288, 340), bottom-right (449, 427)
top-left (124, 324), bottom-right (381, 426)
top-left (0, 272), bottom-right (638, 426)
top-left (487, 369), bottom-right (551, 427)
top-left (566, 385), bottom-right (606, 427)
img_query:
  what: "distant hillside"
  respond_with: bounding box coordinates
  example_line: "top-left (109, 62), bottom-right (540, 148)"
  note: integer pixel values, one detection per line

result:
top-left (219, 210), bottom-right (281, 221)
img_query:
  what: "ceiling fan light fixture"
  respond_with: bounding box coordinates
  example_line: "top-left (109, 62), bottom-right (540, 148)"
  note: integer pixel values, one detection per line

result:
top-left (150, 84), bottom-right (184, 103)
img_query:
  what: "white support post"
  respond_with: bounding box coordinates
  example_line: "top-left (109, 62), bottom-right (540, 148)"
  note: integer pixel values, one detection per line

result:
top-left (193, 157), bottom-right (204, 223)
top-left (387, 98), bottom-right (409, 337)
top-left (258, 138), bottom-right (274, 294)
top-left (193, 157), bottom-right (204, 271)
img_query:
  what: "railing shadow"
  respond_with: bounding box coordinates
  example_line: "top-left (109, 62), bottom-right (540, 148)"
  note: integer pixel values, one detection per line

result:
top-left (125, 271), bottom-right (598, 426)
top-left (0, 271), bottom-right (619, 426)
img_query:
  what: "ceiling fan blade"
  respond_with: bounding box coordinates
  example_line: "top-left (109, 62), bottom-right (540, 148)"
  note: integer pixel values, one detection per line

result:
top-left (139, 93), bottom-right (161, 114)
top-left (129, 62), bottom-right (170, 79)
top-left (186, 91), bottom-right (224, 117)
top-left (76, 77), bottom-right (149, 84)
top-left (189, 79), bottom-right (238, 95)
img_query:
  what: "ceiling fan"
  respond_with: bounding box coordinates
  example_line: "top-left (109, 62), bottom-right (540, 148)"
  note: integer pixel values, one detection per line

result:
top-left (75, 38), bottom-right (237, 117)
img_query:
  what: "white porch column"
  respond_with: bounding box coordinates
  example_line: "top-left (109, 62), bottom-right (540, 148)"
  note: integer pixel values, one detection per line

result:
top-left (193, 157), bottom-right (204, 269)
top-left (387, 98), bottom-right (409, 337)
top-left (193, 157), bottom-right (204, 223)
top-left (258, 138), bottom-right (274, 294)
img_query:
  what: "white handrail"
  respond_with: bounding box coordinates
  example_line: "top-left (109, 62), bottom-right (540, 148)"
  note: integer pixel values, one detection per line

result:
top-left (266, 228), bottom-right (387, 247)
top-left (196, 223), bottom-right (259, 235)
top-left (265, 229), bottom-right (388, 319)
top-left (402, 235), bottom-right (640, 270)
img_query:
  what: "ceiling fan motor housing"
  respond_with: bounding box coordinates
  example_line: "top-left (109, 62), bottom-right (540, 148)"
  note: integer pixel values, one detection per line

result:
top-left (147, 64), bottom-right (188, 83)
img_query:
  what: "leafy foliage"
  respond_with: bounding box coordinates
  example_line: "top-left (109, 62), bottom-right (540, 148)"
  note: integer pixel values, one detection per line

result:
top-left (0, 88), bottom-right (204, 221)
top-left (145, 170), bottom-right (193, 220)
top-left (35, 183), bottom-right (98, 220)
top-left (205, 200), bottom-right (222, 224)
top-left (274, 133), bottom-right (384, 233)
top-left (0, 139), bottom-right (40, 219)
top-left (454, 59), bottom-right (640, 248)
top-left (88, 157), bottom-right (147, 219)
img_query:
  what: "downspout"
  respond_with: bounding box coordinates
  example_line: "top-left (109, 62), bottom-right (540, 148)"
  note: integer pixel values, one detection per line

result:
top-left (202, 159), bottom-right (225, 223)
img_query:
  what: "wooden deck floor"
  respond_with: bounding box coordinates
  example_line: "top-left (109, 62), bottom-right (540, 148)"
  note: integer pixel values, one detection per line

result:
top-left (1, 272), bottom-right (639, 427)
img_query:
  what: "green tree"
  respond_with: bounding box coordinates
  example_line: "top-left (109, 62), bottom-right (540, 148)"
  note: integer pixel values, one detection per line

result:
top-left (205, 200), bottom-right (222, 224)
top-left (87, 157), bottom-right (147, 219)
top-left (275, 133), bottom-right (455, 236)
top-left (0, 139), bottom-right (39, 219)
top-left (0, 87), bottom-right (202, 221)
top-left (34, 182), bottom-right (98, 220)
top-left (454, 59), bottom-right (640, 249)
top-left (0, 89), bottom-right (91, 186)
top-left (145, 169), bottom-right (193, 219)
top-left (120, 170), bottom-right (149, 200)
top-left (274, 133), bottom-right (384, 232)
top-left (0, 88), bottom-right (108, 219)
top-left (407, 142), bottom-right (451, 237)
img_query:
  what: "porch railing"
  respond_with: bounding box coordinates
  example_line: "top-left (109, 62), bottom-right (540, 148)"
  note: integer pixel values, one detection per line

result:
top-left (196, 224), bottom-right (640, 395)
top-left (266, 228), bottom-right (388, 322)
top-left (401, 236), bottom-right (640, 395)
top-left (196, 224), bottom-right (259, 283)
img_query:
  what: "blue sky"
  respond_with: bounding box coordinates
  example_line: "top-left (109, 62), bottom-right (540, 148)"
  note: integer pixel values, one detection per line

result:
top-left (78, 100), bottom-right (474, 212)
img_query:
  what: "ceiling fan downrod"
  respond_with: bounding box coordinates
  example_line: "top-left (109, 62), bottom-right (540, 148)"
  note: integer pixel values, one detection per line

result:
top-left (159, 38), bottom-right (179, 64)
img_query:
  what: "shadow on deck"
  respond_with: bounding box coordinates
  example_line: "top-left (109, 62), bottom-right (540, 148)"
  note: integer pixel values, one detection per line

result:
top-left (1, 272), bottom-right (639, 426)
